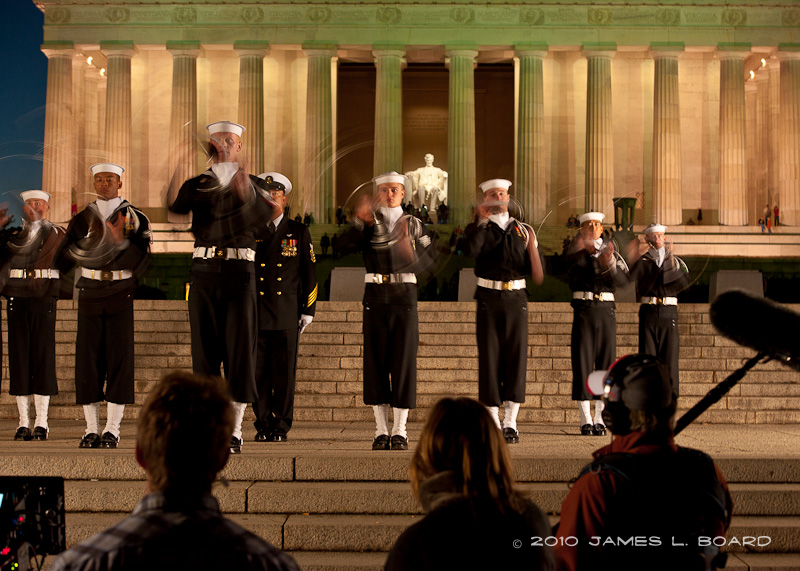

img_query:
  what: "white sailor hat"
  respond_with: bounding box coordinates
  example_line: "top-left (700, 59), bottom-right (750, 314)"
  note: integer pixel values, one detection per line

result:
top-left (257, 172), bottom-right (293, 195)
top-left (20, 190), bottom-right (50, 203)
top-left (373, 172), bottom-right (407, 187)
top-left (89, 163), bottom-right (125, 177)
top-left (644, 223), bottom-right (667, 234)
top-left (479, 179), bottom-right (512, 193)
top-left (577, 212), bottom-right (605, 225)
top-left (206, 121), bottom-right (246, 137)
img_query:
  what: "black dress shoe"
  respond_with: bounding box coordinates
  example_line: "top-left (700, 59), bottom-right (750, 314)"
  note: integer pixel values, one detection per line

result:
top-left (32, 427), bottom-right (48, 441)
top-left (230, 436), bottom-right (242, 454)
top-left (14, 427), bottom-right (32, 441)
top-left (503, 427), bottom-right (520, 444)
top-left (79, 433), bottom-right (101, 449)
top-left (99, 432), bottom-right (119, 449)
top-left (254, 431), bottom-right (272, 442)
top-left (372, 434), bottom-right (390, 450)
top-left (390, 435), bottom-right (409, 451)
top-left (271, 432), bottom-right (288, 442)
top-left (580, 424), bottom-right (594, 436)
top-left (593, 423), bottom-right (607, 436)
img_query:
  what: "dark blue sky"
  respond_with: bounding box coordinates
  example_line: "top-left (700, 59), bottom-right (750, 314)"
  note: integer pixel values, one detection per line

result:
top-left (0, 0), bottom-right (46, 217)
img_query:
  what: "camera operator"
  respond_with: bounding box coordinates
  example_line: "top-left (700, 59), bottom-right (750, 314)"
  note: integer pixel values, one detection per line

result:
top-left (554, 354), bottom-right (732, 571)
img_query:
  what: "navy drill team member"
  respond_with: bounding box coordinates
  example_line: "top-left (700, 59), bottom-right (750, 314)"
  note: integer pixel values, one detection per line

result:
top-left (168, 121), bottom-right (276, 454)
top-left (346, 172), bottom-right (434, 451)
top-left (63, 163), bottom-right (151, 449)
top-left (463, 179), bottom-right (544, 444)
top-left (567, 211), bottom-right (629, 436)
top-left (1, 191), bottom-right (65, 441)
top-left (252, 172), bottom-right (317, 443)
top-left (629, 223), bottom-right (689, 396)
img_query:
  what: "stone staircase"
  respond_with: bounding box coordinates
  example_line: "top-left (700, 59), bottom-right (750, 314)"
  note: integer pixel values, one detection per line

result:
top-left (3, 300), bottom-right (799, 424)
top-left (6, 422), bottom-right (800, 571)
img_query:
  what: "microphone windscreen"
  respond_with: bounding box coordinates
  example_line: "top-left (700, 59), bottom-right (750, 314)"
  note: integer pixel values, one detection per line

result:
top-left (709, 290), bottom-right (800, 371)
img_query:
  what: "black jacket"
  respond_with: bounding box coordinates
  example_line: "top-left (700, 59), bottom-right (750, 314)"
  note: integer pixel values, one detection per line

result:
top-left (255, 216), bottom-right (317, 330)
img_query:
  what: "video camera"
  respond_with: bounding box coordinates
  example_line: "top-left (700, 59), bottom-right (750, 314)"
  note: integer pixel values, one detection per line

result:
top-left (0, 477), bottom-right (65, 570)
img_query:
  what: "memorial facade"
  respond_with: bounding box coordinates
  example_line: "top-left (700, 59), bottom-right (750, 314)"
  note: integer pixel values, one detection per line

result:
top-left (35, 0), bottom-right (800, 229)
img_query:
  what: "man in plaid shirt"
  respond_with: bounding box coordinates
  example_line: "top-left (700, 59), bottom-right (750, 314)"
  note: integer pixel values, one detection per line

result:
top-left (50, 372), bottom-right (299, 571)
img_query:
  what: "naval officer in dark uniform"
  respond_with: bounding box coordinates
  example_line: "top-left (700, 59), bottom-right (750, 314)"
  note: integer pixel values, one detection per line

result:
top-left (63, 163), bottom-right (151, 449)
top-left (168, 121), bottom-right (276, 454)
top-left (463, 179), bottom-right (544, 444)
top-left (252, 172), bottom-right (317, 443)
top-left (1, 190), bottom-right (65, 441)
top-left (567, 211), bottom-right (629, 436)
top-left (629, 223), bottom-right (689, 396)
top-left (345, 172), bottom-right (434, 451)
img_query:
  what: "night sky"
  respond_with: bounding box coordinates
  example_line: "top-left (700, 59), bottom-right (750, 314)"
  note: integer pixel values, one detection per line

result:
top-left (0, 0), bottom-right (46, 223)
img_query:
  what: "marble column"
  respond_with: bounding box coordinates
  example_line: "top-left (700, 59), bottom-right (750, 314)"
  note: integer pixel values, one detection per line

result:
top-left (717, 45), bottom-right (750, 226)
top-left (515, 45), bottom-right (547, 223)
top-left (41, 43), bottom-right (75, 223)
top-left (582, 46), bottom-right (616, 218)
top-left (778, 46), bottom-right (800, 226)
top-left (72, 56), bottom-right (86, 214)
top-left (83, 65), bottom-right (102, 210)
top-left (304, 45), bottom-right (337, 223)
top-left (651, 45), bottom-right (684, 226)
top-left (167, 42), bottom-right (201, 223)
top-left (373, 45), bottom-right (405, 176)
top-left (102, 42), bottom-right (137, 200)
top-left (446, 48), bottom-right (478, 226)
top-left (236, 42), bottom-right (268, 175)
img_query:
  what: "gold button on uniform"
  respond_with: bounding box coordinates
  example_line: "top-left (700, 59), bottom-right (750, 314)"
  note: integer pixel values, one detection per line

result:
top-left (277, 263), bottom-right (282, 267)
top-left (259, 291), bottom-right (264, 296)
top-left (260, 263), bottom-right (265, 267)
top-left (259, 277), bottom-right (264, 281)
top-left (277, 292), bottom-right (282, 295)
top-left (277, 277), bottom-right (282, 282)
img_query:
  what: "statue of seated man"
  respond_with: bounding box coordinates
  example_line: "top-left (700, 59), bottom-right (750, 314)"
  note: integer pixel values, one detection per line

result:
top-left (406, 154), bottom-right (448, 221)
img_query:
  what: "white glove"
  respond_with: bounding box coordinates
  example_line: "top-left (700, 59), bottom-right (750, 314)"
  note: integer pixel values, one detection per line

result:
top-left (298, 314), bottom-right (313, 334)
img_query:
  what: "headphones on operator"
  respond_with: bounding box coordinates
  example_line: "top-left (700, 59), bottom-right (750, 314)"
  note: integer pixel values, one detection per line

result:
top-left (601, 354), bottom-right (674, 435)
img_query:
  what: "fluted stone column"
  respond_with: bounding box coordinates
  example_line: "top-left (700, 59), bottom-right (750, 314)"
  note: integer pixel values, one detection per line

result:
top-left (304, 45), bottom-right (336, 223)
top-left (446, 48), bottom-right (478, 226)
top-left (167, 42), bottom-right (201, 223)
top-left (515, 45), bottom-right (547, 223)
top-left (651, 44), bottom-right (684, 226)
top-left (72, 56), bottom-right (86, 215)
top-left (373, 45), bottom-right (405, 176)
top-left (236, 42), bottom-right (268, 175)
top-left (102, 42), bottom-right (137, 199)
top-left (717, 45), bottom-right (750, 226)
top-left (83, 65), bottom-right (102, 207)
top-left (582, 45), bottom-right (616, 218)
top-left (41, 43), bottom-right (75, 223)
top-left (778, 45), bottom-right (800, 226)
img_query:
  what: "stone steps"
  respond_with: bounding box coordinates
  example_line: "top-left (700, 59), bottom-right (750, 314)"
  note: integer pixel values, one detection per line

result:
top-left (2, 300), bottom-right (800, 424)
top-left (60, 480), bottom-right (800, 518)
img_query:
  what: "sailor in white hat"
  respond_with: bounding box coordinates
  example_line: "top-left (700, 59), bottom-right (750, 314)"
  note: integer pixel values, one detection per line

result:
top-left (251, 172), bottom-right (317, 444)
top-left (346, 172), bottom-right (434, 451)
top-left (567, 210), bottom-right (629, 436)
top-left (2, 190), bottom-right (65, 442)
top-left (62, 163), bottom-right (151, 450)
top-left (168, 121), bottom-right (277, 455)
top-left (463, 178), bottom-right (544, 444)
top-left (628, 223), bottom-right (689, 396)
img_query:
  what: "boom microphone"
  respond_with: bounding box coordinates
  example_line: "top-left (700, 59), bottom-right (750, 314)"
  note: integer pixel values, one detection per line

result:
top-left (709, 290), bottom-right (800, 372)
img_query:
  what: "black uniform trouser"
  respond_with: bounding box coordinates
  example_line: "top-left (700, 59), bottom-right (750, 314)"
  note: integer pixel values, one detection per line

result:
top-left (475, 288), bottom-right (528, 406)
top-left (75, 291), bottom-right (135, 405)
top-left (188, 268), bottom-right (258, 403)
top-left (571, 301), bottom-right (616, 400)
top-left (7, 297), bottom-right (58, 396)
top-left (362, 301), bottom-right (417, 409)
top-left (638, 304), bottom-right (680, 396)
top-left (253, 328), bottom-right (298, 434)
